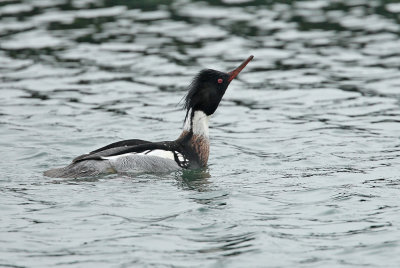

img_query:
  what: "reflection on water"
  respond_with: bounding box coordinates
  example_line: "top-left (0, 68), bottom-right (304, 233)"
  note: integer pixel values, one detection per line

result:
top-left (175, 168), bottom-right (212, 191)
top-left (1, 0), bottom-right (400, 267)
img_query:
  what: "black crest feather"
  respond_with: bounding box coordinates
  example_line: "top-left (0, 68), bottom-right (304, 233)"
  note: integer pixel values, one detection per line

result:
top-left (183, 69), bottom-right (230, 121)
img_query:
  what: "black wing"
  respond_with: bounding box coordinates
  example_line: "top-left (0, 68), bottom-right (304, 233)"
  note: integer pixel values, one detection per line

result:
top-left (89, 139), bottom-right (150, 153)
top-left (72, 139), bottom-right (151, 163)
top-left (72, 140), bottom-right (189, 168)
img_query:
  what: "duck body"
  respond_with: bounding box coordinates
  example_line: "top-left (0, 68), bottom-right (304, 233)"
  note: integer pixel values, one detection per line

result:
top-left (44, 124), bottom-right (209, 177)
top-left (44, 56), bottom-right (253, 178)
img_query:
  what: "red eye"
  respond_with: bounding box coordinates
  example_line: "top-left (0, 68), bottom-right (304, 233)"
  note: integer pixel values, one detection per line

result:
top-left (217, 78), bottom-right (223, 84)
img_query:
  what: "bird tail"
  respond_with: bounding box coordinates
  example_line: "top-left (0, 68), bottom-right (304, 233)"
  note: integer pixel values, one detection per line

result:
top-left (43, 160), bottom-right (113, 178)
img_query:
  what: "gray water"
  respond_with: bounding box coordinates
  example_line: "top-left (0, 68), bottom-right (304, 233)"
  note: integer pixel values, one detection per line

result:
top-left (1, 0), bottom-right (400, 267)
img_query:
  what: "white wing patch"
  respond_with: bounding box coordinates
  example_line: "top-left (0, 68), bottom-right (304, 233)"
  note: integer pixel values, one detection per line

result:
top-left (101, 153), bottom-right (136, 160)
top-left (176, 152), bottom-right (185, 162)
top-left (101, 149), bottom-right (177, 162)
top-left (140, 149), bottom-right (175, 160)
top-left (174, 151), bottom-right (189, 167)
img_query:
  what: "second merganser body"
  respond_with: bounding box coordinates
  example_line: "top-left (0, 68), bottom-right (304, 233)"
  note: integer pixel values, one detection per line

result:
top-left (44, 55), bottom-right (254, 178)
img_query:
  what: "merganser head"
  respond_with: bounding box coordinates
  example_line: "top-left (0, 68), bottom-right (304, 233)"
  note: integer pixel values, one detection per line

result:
top-left (184, 55), bottom-right (254, 118)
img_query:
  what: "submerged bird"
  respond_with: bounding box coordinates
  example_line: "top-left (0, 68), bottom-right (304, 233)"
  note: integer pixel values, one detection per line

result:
top-left (44, 55), bottom-right (254, 178)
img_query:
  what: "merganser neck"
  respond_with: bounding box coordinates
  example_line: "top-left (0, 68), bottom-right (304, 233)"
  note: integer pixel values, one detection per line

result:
top-left (178, 109), bottom-right (210, 167)
top-left (183, 109), bottom-right (210, 138)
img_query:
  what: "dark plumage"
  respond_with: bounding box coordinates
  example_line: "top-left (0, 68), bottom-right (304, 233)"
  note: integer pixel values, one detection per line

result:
top-left (184, 69), bottom-right (230, 117)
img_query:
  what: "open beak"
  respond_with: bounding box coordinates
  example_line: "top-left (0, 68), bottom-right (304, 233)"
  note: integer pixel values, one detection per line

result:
top-left (228, 55), bottom-right (254, 82)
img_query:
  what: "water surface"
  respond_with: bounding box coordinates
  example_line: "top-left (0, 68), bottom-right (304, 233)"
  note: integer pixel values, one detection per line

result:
top-left (1, 0), bottom-right (400, 267)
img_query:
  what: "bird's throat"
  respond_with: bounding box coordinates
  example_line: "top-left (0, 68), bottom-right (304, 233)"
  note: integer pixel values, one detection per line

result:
top-left (183, 110), bottom-right (210, 138)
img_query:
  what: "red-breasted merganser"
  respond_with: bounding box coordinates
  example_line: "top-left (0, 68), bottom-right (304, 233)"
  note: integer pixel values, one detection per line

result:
top-left (44, 55), bottom-right (254, 178)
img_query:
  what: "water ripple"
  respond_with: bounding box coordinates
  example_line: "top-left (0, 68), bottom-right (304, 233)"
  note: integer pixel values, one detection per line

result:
top-left (1, 0), bottom-right (400, 267)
